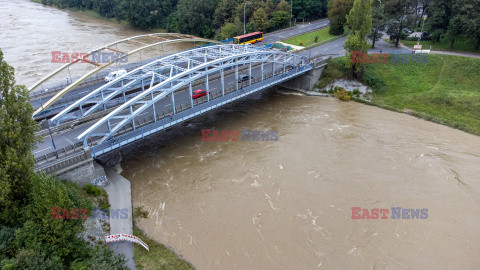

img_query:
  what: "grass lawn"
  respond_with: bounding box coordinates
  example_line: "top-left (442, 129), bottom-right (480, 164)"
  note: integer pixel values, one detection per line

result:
top-left (320, 55), bottom-right (480, 135)
top-left (133, 226), bottom-right (193, 270)
top-left (283, 27), bottom-right (337, 47)
top-left (383, 38), bottom-right (480, 54)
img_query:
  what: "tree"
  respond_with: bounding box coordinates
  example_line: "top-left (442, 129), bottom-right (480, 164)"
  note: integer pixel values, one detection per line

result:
top-left (369, 2), bottom-right (386, 48)
top-left (446, 0), bottom-right (468, 49)
top-left (269, 11), bottom-right (290, 31)
top-left (213, 0), bottom-right (240, 28)
top-left (425, 0), bottom-right (453, 43)
top-left (328, 0), bottom-right (353, 35)
top-left (344, 0), bottom-right (372, 78)
top-left (218, 22), bottom-right (239, 40)
top-left (384, 0), bottom-right (418, 47)
top-left (176, 0), bottom-right (218, 37)
top-left (0, 49), bottom-right (39, 227)
top-left (461, 0), bottom-right (480, 50)
top-left (253, 8), bottom-right (269, 32)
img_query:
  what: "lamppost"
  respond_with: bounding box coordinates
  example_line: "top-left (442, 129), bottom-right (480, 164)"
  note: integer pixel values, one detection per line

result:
top-left (244, 1), bottom-right (250, 35)
top-left (40, 88), bottom-right (58, 159)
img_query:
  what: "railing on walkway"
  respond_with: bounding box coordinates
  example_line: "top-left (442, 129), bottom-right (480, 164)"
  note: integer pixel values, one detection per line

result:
top-left (35, 149), bottom-right (92, 175)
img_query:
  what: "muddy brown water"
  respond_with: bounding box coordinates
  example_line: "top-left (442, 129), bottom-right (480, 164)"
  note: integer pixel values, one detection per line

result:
top-left (3, 1), bottom-right (480, 269)
top-left (121, 91), bottom-right (480, 269)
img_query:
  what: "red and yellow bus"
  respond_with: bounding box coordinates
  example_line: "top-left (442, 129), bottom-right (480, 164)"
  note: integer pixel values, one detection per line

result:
top-left (233, 32), bottom-right (263, 44)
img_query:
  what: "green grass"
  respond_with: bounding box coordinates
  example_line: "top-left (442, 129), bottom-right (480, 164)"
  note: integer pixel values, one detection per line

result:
top-left (283, 27), bottom-right (337, 47)
top-left (319, 55), bottom-right (480, 135)
top-left (133, 226), bottom-right (193, 270)
top-left (383, 38), bottom-right (480, 54)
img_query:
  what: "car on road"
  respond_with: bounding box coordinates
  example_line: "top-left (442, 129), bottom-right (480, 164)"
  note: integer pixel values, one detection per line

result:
top-left (192, 89), bottom-right (210, 99)
top-left (238, 75), bottom-right (253, 83)
top-left (105, 69), bottom-right (127, 82)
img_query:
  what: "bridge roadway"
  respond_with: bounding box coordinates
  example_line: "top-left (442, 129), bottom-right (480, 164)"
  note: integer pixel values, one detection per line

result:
top-left (30, 19), bottom-right (330, 120)
top-left (34, 61), bottom-right (285, 157)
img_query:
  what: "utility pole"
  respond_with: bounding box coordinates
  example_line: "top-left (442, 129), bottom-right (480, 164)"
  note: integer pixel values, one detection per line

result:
top-left (244, 2), bottom-right (250, 35)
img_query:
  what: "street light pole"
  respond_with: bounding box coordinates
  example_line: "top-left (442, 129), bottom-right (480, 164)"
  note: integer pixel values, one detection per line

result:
top-left (40, 89), bottom-right (58, 159)
top-left (244, 2), bottom-right (250, 35)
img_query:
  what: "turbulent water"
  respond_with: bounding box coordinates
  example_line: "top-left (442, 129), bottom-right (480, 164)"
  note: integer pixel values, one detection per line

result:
top-left (2, 1), bottom-right (480, 269)
top-left (121, 91), bottom-right (480, 269)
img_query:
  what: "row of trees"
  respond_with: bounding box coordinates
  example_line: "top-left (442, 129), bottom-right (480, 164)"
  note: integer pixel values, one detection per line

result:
top-left (40, 0), bottom-right (330, 39)
top-left (329, 0), bottom-right (480, 51)
top-left (0, 49), bottom-right (127, 269)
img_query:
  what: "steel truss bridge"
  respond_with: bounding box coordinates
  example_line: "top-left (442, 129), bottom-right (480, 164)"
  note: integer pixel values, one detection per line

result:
top-left (42, 44), bottom-right (312, 158)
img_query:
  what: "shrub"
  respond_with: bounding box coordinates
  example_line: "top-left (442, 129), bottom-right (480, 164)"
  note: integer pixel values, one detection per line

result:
top-left (314, 36), bottom-right (319, 43)
top-left (334, 87), bottom-right (351, 101)
top-left (84, 184), bottom-right (103, 197)
top-left (352, 88), bottom-right (361, 95)
top-left (299, 41), bottom-right (304, 46)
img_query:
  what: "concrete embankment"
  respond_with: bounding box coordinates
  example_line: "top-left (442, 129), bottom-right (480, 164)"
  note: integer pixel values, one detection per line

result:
top-left (103, 166), bottom-right (136, 270)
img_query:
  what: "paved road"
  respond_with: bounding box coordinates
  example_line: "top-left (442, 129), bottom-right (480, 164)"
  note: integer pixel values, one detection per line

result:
top-left (34, 62), bottom-right (283, 157)
top-left (263, 19), bottom-right (330, 44)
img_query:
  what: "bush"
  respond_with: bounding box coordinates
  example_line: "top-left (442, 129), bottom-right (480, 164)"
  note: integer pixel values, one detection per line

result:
top-left (334, 87), bottom-right (351, 101)
top-left (299, 41), bottom-right (304, 46)
top-left (314, 36), bottom-right (319, 43)
top-left (84, 184), bottom-right (103, 197)
top-left (352, 88), bottom-right (361, 95)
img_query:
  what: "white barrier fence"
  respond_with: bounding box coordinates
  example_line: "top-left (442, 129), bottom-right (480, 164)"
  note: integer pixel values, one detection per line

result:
top-left (105, 233), bottom-right (149, 251)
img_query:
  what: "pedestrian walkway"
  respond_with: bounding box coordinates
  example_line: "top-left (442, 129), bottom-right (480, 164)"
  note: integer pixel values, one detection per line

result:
top-left (104, 166), bottom-right (136, 270)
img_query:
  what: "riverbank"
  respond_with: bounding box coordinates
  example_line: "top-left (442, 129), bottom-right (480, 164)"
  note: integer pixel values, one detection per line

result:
top-left (318, 54), bottom-right (480, 136)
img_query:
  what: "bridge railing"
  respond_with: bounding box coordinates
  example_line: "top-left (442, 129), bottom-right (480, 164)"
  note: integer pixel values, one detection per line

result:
top-left (35, 141), bottom-right (84, 165)
top-left (90, 63), bottom-right (313, 157)
top-left (35, 149), bottom-right (92, 175)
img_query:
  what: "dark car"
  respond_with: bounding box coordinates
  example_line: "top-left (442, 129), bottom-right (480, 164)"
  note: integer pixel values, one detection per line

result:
top-left (238, 75), bottom-right (253, 83)
top-left (192, 89), bottom-right (210, 99)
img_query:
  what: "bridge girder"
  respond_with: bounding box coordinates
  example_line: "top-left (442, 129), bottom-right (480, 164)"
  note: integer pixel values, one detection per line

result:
top-left (31, 34), bottom-right (219, 117)
top-left (51, 44), bottom-right (306, 147)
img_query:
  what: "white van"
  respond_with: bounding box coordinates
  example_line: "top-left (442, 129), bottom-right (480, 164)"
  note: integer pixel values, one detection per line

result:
top-left (105, 69), bottom-right (127, 82)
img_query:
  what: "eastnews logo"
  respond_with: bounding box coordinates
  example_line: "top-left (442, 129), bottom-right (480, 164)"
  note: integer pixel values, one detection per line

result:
top-left (51, 51), bottom-right (128, 64)
top-left (351, 207), bottom-right (428, 219)
top-left (201, 129), bottom-right (278, 141)
top-left (351, 51), bottom-right (428, 64)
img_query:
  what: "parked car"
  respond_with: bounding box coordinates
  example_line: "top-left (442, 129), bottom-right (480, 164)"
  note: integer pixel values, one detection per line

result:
top-left (238, 75), bottom-right (253, 83)
top-left (192, 89), bottom-right (210, 99)
top-left (105, 69), bottom-right (127, 82)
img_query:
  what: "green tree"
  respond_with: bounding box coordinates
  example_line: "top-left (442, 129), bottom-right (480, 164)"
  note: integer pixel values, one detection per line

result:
top-left (218, 22), bottom-right (239, 40)
top-left (177, 0), bottom-right (217, 37)
top-left (269, 11), bottom-right (290, 31)
top-left (369, 2), bottom-right (386, 48)
top-left (384, 0), bottom-right (418, 47)
top-left (328, 0), bottom-right (353, 35)
top-left (344, 0), bottom-right (372, 78)
top-left (0, 50), bottom-right (39, 227)
top-left (253, 8), bottom-right (270, 32)
top-left (425, 0), bottom-right (452, 43)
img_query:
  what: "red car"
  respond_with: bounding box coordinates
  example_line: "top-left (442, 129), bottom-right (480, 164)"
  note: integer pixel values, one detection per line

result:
top-left (192, 89), bottom-right (210, 99)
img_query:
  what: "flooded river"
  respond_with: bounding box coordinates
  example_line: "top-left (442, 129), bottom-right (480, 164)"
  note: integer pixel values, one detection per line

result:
top-left (122, 91), bottom-right (480, 269)
top-left (2, 1), bottom-right (480, 269)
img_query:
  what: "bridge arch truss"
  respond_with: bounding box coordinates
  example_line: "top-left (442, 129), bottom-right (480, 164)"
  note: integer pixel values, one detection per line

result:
top-left (51, 44), bottom-right (310, 153)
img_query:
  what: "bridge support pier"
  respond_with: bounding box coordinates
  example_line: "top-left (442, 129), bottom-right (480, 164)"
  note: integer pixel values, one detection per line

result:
top-left (280, 58), bottom-right (329, 92)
